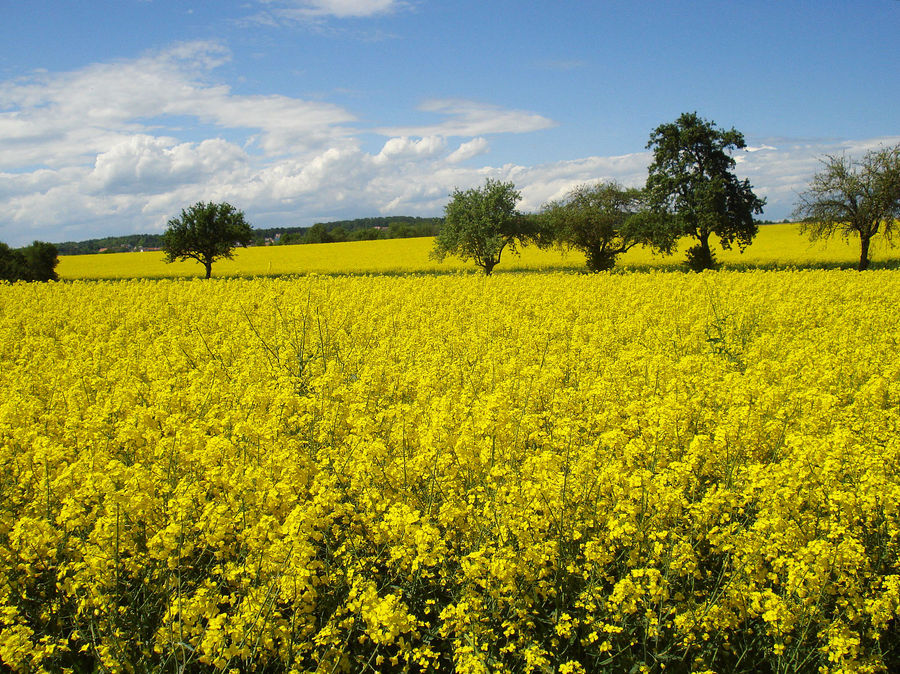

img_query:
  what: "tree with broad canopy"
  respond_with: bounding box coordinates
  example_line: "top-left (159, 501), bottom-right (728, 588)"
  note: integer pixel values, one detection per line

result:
top-left (431, 178), bottom-right (537, 275)
top-left (793, 144), bottom-right (900, 271)
top-left (163, 202), bottom-right (254, 279)
top-left (645, 112), bottom-right (765, 271)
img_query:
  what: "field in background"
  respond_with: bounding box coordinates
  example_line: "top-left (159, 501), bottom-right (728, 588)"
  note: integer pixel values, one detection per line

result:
top-left (57, 223), bottom-right (900, 280)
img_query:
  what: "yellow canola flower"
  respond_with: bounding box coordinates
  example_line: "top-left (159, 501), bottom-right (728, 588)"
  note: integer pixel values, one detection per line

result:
top-left (0, 269), bottom-right (899, 672)
top-left (56, 222), bottom-right (900, 280)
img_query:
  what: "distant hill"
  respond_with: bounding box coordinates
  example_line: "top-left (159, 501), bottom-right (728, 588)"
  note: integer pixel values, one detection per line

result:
top-left (55, 216), bottom-right (443, 255)
top-left (55, 234), bottom-right (167, 256)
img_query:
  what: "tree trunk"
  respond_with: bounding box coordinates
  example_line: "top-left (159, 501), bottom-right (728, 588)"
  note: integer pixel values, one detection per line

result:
top-left (698, 232), bottom-right (711, 262)
top-left (204, 260), bottom-right (213, 279)
top-left (858, 235), bottom-right (871, 271)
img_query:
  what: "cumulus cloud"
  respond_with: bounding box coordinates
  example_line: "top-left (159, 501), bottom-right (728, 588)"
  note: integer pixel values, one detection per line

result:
top-left (2, 38), bottom-right (899, 247)
top-left (88, 136), bottom-right (248, 193)
top-left (0, 41), bottom-right (568, 245)
top-left (447, 138), bottom-right (489, 163)
top-left (374, 136), bottom-right (446, 164)
top-left (0, 40), bottom-right (354, 173)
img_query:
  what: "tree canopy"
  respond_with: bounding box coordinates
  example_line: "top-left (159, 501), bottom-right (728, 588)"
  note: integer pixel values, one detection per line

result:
top-left (0, 241), bottom-right (59, 282)
top-left (431, 178), bottom-right (534, 275)
top-left (646, 112), bottom-right (765, 270)
top-left (793, 144), bottom-right (900, 271)
top-left (162, 202), bottom-right (254, 279)
top-left (539, 181), bottom-right (656, 271)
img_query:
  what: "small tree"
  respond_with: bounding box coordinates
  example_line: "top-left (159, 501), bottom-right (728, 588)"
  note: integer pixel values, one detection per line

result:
top-left (539, 181), bottom-right (658, 271)
top-left (646, 112), bottom-right (766, 271)
top-left (793, 144), bottom-right (900, 271)
top-left (162, 202), bottom-right (254, 278)
top-left (431, 178), bottom-right (533, 275)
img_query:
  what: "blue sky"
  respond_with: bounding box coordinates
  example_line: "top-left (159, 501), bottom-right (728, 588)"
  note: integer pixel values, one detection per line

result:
top-left (1, 0), bottom-right (898, 246)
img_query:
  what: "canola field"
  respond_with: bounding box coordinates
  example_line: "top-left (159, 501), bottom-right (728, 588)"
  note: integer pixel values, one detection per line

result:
top-left (56, 223), bottom-right (900, 280)
top-left (2, 270), bottom-right (899, 673)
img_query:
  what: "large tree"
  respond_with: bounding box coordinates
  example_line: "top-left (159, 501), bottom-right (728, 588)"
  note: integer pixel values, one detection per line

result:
top-left (646, 112), bottom-right (765, 270)
top-left (163, 202), bottom-right (254, 279)
top-left (539, 181), bottom-right (656, 271)
top-left (793, 144), bottom-right (900, 271)
top-left (431, 178), bottom-right (534, 275)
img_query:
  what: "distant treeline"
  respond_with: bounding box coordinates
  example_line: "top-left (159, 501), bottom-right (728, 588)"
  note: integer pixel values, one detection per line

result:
top-left (56, 216), bottom-right (443, 255)
top-left (56, 234), bottom-right (167, 256)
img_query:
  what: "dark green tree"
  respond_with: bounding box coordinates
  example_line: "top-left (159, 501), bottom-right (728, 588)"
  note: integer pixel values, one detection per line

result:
top-left (793, 144), bottom-right (900, 271)
top-left (350, 227), bottom-right (383, 241)
top-left (0, 243), bottom-right (28, 282)
top-left (279, 232), bottom-right (305, 245)
top-left (21, 241), bottom-right (60, 281)
top-left (0, 241), bottom-right (59, 282)
top-left (431, 178), bottom-right (534, 275)
top-left (646, 112), bottom-right (766, 271)
top-left (162, 202), bottom-right (254, 278)
top-left (303, 222), bottom-right (334, 245)
top-left (539, 181), bottom-right (660, 271)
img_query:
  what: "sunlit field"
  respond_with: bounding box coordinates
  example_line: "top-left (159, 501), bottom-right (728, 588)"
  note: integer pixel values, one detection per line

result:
top-left (2, 270), bottom-right (899, 672)
top-left (57, 223), bottom-right (900, 280)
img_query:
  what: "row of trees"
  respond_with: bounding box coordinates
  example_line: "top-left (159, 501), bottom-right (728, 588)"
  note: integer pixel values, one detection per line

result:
top-left (159, 112), bottom-right (899, 278)
top-left (433, 112), bottom-right (767, 274)
top-left (434, 113), bottom-right (900, 274)
top-left (0, 241), bottom-right (59, 282)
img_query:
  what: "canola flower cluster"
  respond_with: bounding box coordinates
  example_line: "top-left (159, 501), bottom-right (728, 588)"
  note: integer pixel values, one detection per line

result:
top-left (1, 270), bottom-right (899, 673)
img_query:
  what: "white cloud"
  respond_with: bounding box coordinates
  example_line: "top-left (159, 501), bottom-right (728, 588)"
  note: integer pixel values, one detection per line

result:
top-left (255, 0), bottom-right (408, 21)
top-left (0, 41), bottom-right (355, 172)
top-left (378, 99), bottom-right (557, 138)
top-left (447, 137), bottom-right (489, 163)
top-left (744, 144), bottom-right (778, 153)
top-left (88, 135), bottom-right (248, 193)
top-left (374, 136), bottom-right (446, 163)
top-left (2, 39), bottom-right (899, 247)
top-left (733, 136), bottom-right (900, 220)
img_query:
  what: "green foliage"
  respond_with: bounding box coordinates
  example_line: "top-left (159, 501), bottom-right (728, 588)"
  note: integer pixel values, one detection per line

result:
top-left (279, 232), bottom-right (305, 245)
top-left (646, 112), bottom-right (765, 270)
top-left (348, 227), bottom-right (383, 241)
top-left (162, 202), bottom-right (254, 279)
top-left (431, 178), bottom-right (534, 275)
top-left (685, 243), bottom-right (718, 272)
top-left (793, 143), bottom-right (900, 270)
top-left (0, 243), bottom-right (28, 282)
top-left (55, 234), bottom-right (165, 255)
top-left (21, 241), bottom-right (60, 281)
top-left (539, 181), bottom-right (656, 271)
top-left (303, 222), bottom-right (334, 244)
top-left (0, 241), bottom-right (59, 282)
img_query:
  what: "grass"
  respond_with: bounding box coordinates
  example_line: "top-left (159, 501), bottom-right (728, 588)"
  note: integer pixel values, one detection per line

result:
top-left (56, 223), bottom-right (900, 280)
